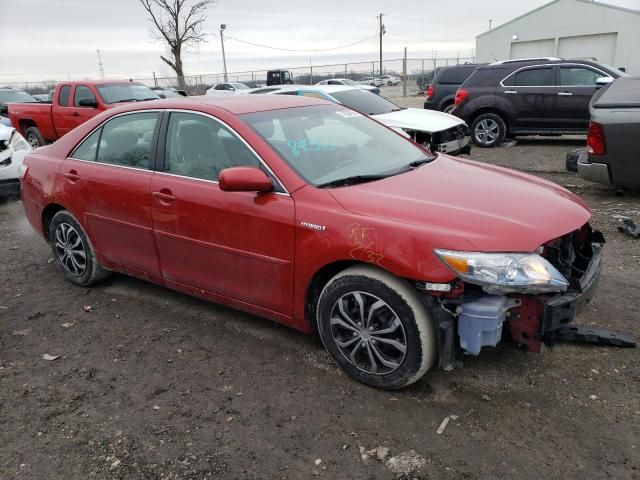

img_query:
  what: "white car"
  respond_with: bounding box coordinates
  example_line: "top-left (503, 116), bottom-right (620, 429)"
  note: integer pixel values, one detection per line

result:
top-left (315, 78), bottom-right (379, 94)
top-left (258, 85), bottom-right (471, 155)
top-left (357, 77), bottom-right (384, 87)
top-left (205, 82), bottom-right (250, 95)
top-left (378, 74), bottom-right (401, 86)
top-left (0, 123), bottom-right (31, 198)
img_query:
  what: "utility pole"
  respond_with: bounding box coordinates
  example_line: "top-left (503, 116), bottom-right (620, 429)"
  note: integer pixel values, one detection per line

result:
top-left (96, 49), bottom-right (105, 79)
top-left (489, 19), bottom-right (493, 30)
top-left (220, 24), bottom-right (228, 82)
top-left (378, 13), bottom-right (385, 77)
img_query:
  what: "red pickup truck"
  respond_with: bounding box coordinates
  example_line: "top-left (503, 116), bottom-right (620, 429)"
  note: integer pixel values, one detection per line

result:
top-left (8, 80), bottom-right (159, 148)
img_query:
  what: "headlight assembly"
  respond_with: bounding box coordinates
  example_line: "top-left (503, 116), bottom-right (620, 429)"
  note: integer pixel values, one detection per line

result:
top-left (434, 249), bottom-right (569, 294)
top-left (9, 131), bottom-right (31, 153)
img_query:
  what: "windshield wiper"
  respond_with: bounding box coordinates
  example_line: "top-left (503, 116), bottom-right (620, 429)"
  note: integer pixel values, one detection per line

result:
top-left (111, 98), bottom-right (138, 103)
top-left (407, 157), bottom-right (436, 168)
top-left (140, 97), bottom-right (160, 101)
top-left (316, 174), bottom-right (392, 189)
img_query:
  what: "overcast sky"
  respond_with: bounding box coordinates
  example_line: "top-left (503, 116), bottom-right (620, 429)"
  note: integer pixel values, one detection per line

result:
top-left (1, 0), bottom-right (639, 83)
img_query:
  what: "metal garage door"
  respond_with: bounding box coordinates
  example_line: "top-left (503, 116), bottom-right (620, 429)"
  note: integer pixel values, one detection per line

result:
top-left (558, 33), bottom-right (617, 64)
top-left (510, 39), bottom-right (555, 59)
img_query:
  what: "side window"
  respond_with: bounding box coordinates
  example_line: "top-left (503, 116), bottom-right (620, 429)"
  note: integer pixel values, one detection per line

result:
top-left (74, 85), bottom-right (97, 107)
top-left (560, 67), bottom-right (603, 86)
top-left (511, 68), bottom-right (553, 86)
top-left (58, 85), bottom-right (71, 107)
top-left (70, 128), bottom-right (101, 161)
top-left (214, 84), bottom-right (226, 90)
top-left (165, 112), bottom-right (259, 181)
top-left (97, 112), bottom-right (158, 168)
top-left (300, 91), bottom-right (329, 100)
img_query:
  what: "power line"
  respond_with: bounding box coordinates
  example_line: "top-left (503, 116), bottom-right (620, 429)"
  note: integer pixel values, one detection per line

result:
top-left (224, 33), bottom-right (379, 53)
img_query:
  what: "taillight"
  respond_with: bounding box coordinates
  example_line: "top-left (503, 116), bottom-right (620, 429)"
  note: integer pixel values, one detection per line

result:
top-left (587, 122), bottom-right (606, 155)
top-left (426, 85), bottom-right (435, 98)
top-left (454, 88), bottom-right (468, 106)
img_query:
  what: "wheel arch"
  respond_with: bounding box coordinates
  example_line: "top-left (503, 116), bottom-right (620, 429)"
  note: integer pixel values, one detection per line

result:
top-left (19, 119), bottom-right (37, 136)
top-left (42, 203), bottom-right (66, 239)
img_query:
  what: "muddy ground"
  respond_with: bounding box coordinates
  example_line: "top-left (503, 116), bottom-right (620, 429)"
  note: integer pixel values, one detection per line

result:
top-left (1, 119), bottom-right (639, 479)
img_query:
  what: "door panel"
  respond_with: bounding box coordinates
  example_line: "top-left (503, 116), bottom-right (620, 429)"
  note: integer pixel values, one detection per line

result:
top-left (150, 175), bottom-right (295, 314)
top-left (553, 65), bottom-right (604, 131)
top-left (69, 85), bottom-right (99, 130)
top-left (499, 66), bottom-right (556, 130)
top-left (151, 111), bottom-right (295, 314)
top-left (60, 111), bottom-right (161, 275)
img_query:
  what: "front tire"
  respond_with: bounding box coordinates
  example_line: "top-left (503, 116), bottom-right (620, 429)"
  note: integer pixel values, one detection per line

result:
top-left (48, 210), bottom-right (110, 286)
top-left (25, 126), bottom-right (45, 149)
top-left (471, 113), bottom-right (506, 148)
top-left (316, 266), bottom-right (437, 389)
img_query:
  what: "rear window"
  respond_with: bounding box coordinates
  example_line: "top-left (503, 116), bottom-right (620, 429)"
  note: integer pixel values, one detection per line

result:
top-left (58, 85), bottom-right (71, 106)
top-left (437, 66), bottom-right (477, 84)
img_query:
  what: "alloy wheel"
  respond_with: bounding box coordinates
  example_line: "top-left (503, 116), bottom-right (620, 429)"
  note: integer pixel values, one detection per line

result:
top-left (474, 118), bottom-right (500, 145)
top-left (329, 291), bottom-right (407, 375)
top-left (54, 222), bottom-right (87, 276)
top-left (26, 133), bottom-right (41, 149)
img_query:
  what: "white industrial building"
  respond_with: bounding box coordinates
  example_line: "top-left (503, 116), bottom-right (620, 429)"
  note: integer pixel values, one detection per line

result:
top-left (476, 0), bottom-right (640, 74)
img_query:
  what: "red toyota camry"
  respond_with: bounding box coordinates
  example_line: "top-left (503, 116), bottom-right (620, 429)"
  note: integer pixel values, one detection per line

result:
top-left (20, 95), bottom-right (603, 389)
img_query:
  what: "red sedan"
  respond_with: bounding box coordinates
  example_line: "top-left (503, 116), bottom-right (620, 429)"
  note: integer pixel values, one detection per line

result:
top-left (20, 95), bottom-right (603, 389)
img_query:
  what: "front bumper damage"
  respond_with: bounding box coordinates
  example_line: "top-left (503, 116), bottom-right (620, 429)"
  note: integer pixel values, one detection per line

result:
top-left (422, 225), bottom-right (634, 370)
top-left (406, 123), bottom-right (472, 156)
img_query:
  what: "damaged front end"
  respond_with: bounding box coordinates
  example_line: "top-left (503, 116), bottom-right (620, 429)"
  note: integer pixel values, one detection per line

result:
top-left (405, 123), bottom-right (471, 156)
top-left (418, 223), bottom-right (610, 370)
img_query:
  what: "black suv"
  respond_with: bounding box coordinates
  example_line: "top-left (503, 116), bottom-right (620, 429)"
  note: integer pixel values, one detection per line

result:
top-left (453, 58), bottom-right (625, 147)
top-left (423, 64), bottom-right (482, 114)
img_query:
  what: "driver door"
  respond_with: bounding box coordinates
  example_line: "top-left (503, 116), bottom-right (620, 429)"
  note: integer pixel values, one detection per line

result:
top-left (150, 111), bottom-right (296, 315)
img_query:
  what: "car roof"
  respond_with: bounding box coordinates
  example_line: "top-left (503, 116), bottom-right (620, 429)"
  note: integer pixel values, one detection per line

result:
top-left (478, 58), bottom-right (608, 71)
top-left (61, 79), bottom-right (148, 85)
top-left (107, 94), bottom-right (332, 116)
top-left (274, 84), bottom-right (360, 94)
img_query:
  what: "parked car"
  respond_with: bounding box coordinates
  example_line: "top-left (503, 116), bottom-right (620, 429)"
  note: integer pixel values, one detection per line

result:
top-left (378, 74), bottom-right (401, 86)
top-left (20, 94), bottom-right (603, 389)
top-left (0, 87), bottom-right (39, 127)
top-left (267, 70), bottom-right (294, 86)
top-left (315, 78), bottom-right (379, 94)
top-left (577, 77), bottom-right (640, 189)
top-left (262, 84), bottom-right (471, 155)
top-left (151, 86), bottom-right (187, 98)
top-left (416, 68), bottom-right (442, 92)
top-left (424, 64), bottom-right (482, 114)
top-left (205, 83), bottom-right (250, 95)
top-left (0, 123), bottom-right (31, 198)
top-left (33, 93), bottom-right (52, 102)
top-left (453, 58), bottom-right (627, 147)
top-left (8, 80), bottom-right (159, 148)
top-left (358, 77), bottom-right (384, 87)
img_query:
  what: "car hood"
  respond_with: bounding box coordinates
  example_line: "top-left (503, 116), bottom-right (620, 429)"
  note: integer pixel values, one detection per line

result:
top-left (373, 108), bottom-right (464, 133)
top-left (328, 155), bottom-right (591, 252)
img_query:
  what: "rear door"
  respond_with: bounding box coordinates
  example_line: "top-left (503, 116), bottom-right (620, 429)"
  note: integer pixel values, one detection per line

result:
top-left (498, 66), bottom-right (556, 131)
top-left (554, 64), bottom-right (611, 131)
top-left (59, 111), bottom-right (162, 276)
top-left (150, 111), bottom-right (296, 315)
top-left (52, 84), bottom-right (76, 137)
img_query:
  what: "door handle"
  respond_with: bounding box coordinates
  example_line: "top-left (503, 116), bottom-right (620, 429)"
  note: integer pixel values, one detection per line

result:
top-left (504, 90), bottom-right (518, 94)
top-left (152, 190), bottom-right (177, 203)
top-left (558, 92), bottom-right (573, 96)
top-left (63, 170), bottom-right (80, 182)
top-left (71, 112), bottom-right (80, 117)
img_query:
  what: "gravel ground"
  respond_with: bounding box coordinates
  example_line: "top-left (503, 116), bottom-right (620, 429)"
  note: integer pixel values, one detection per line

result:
top-left (1, 112), bottom-right (639, 479)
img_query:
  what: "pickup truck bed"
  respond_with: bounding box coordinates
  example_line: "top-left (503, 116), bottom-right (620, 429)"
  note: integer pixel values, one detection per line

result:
top-left (578, 77), bottom-right (640, 189)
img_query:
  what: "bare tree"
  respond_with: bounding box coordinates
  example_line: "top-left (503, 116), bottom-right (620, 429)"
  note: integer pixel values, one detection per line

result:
top-left (139, 0), bottom-right (213, 90)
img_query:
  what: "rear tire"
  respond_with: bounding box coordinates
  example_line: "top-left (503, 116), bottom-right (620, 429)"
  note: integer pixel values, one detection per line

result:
top-left (471, 113), bottom-right (506, 148)
top-left (48, 210), bottom-right (110, 287)
top-left (25, 126), bottom-right (45, 149)
top-left (442, 103), bottom-right (456, 115)
top-left (316, 265), bottom-right (437, 390)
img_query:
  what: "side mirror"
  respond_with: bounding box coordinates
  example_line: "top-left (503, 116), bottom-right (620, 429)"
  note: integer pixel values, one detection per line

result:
top-left (595, 77), bottom-right (614, 89)
top-left (219, 166), bottom-right (273, 193)
top-left (157, 93), bottom-right (166, 99)
top-left (78, 98), bottom-right (98, 108)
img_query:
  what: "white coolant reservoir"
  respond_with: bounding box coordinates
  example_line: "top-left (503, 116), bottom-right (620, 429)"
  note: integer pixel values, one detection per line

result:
top-left (457, 295), bottom-right (520, 355)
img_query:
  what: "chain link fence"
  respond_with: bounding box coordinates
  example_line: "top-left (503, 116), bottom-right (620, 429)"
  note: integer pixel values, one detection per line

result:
top-left (2, 56), bottom-right (475, 97)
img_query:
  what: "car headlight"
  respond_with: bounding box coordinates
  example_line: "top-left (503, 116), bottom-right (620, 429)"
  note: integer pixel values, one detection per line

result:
top-left (434, 249), bottom-right (569, 294)
top-left (9, 131), bottom-right (31, 153)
